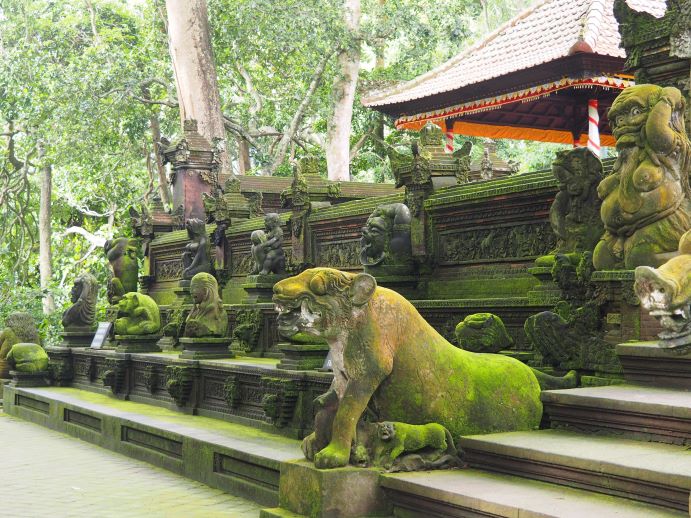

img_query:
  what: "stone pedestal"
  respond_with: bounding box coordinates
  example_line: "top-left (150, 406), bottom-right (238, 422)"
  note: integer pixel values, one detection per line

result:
top-left (60, 327), bottom-right (97, 348)
top-left (242, 274), bottom-right (287, 303)
top-left (527, 266), bottom-right (562, 305)
top-left (276, 343), bottom-right (329, 371)
top-left (617, 341), bottom-right (691, 389)
top-left (114, 334), bottom-right (162, 353)
top-left (9, 370), bottom-right (50, 388)
top-left (262, 460), bottom-right (391, 518)
top-left (179, 337), bottom-right (233, 360)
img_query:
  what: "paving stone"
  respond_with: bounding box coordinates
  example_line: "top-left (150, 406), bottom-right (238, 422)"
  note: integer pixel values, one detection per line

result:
top-left (0, 411), bottom-right (261, 518)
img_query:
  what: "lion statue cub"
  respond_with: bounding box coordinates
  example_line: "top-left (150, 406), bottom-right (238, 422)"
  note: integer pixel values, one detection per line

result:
top-left (273, 268), bottom-right (543, 469)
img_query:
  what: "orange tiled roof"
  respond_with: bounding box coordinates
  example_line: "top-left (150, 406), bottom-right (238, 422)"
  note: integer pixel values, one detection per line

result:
top-left (363, 0), bottom-right (641, 109)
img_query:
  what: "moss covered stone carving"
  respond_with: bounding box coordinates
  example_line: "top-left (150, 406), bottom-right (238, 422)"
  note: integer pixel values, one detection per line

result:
top-left (359, 203), bottom-right (413, 275)
top-left (0, 312), bottom-right (40, 378)
top-left (455, 313), bottom-right (513, 353)
top-left (594, 85), bottom-right (691, 270)
top-left (6, 343), bottom-right (49, 373)
top-left (635, 229), bottom-right (691, 349)
top-left (62, 271), bottom-right (98, 330)
top-left (114, 292), bottom-right (161, 335)
top-left (184, 272), bottom-right (228, 338)
top-left (251, 213), bottom-right (285, 275)
top-left (548, 148), bottom-right (604, 256)
top-left (182, 218), bottom-right (211, 280)
top-left (273, 268), bottom-right (543, 469)
top-left (105, 238), bottom-right (139, 304)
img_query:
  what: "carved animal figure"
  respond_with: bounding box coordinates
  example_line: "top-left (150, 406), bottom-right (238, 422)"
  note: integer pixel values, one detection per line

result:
top-left (373, 421), bottom-right (453, 470)
top-left (62, 271), bottom-right (98, 330)
top-left (359, 203), bottom-right (412, 272)
top-left (182, 218), bottom-right (211, 280)
top-left (549, 147), bottom-right (604, 255)
top-left (0, 312), bottom-right (40, 378)
top-left (6, 343), bottom-right (49, 373)
top-left (184, 272), bottom-right (228, 338)
top-left (251, 213), bottom-right (285, 275)
top-left (105, 238), bottom-right (139, 304)
top-left (114, 293), bottom-right (161, 335)
top-left (7, 342), bottom-right (48, 372)
top-left (594, 85), bottom-right (691, 269)
top-left (455, 313), bottom-right (513, 353)
top-left (635, 230), bottom-right (691, 347)
top-left (273, 268), bottom-right (543, 469)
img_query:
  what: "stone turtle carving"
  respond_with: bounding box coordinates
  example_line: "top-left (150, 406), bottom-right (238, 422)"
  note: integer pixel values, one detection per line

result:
top-left (594, 85), bottom-right (691, 270)
top-left (0, 312), bottom-right (40, 378)
top-left (62, 271), bottom-right (98, 330)
top-left (359, 203), bottom-right (412, 274)
top-left (273, 268), bottom-right (544, 469)
top-left (182, 218), bottom-right (211, 280)
top-left (184, 272), bottom-right (228, 338)
top-left (105, 238), bottom-right (139, 304)
top-left (250, 213), bottom-right (285, 275)
top-left (635, 229), bottom-right (691, 349)
top-left (114, 293), bottom-right (161, 335)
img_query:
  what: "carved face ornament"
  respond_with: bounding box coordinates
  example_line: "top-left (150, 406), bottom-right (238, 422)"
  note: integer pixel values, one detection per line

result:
top-left (609, 90), bottom-right (650, 147)
top-left (635, 268), bottom-right (689, 335)
top-left (360, 217), bottom-right (389, 266)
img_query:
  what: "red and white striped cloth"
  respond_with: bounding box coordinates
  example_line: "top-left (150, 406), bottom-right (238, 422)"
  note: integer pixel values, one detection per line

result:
top-left (446, 131), bottom-right (454, 153)
top-left (587, 99), bottom-right (601, 157)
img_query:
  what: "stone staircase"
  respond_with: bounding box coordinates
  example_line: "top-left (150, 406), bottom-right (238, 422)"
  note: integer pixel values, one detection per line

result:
top-left (381, 342), bottom-right (691, 517)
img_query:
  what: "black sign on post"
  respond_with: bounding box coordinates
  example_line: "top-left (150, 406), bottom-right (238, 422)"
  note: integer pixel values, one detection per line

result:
top-left (90, 322), bottom-right (112, 349)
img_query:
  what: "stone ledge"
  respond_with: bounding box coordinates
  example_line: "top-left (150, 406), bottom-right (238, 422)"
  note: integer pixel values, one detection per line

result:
top-left (617, 342), bottom-right (691, 389)
top-left (3, 386), bottom-right (303, 507)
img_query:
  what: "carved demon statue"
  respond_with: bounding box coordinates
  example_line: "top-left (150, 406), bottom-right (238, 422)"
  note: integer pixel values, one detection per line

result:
top-left (273, 268), bottom-right (576, 470)
top-left (635, 230), bottom-right (691, 349)
top-left (184, 272), bottom-right (228, 338)
top-left (182, 218), bottom-right (211, 280)
top-left (114, 293), bottom-right (161, 335)
top-left (0, 312), bottom-right (40, 378)
top-left (593, 85), bottom-right (691, 270)
top-left (62, 271), bottom-right (98, 330)
top-left (359, 203), bottom-right (413, 275)
top-left (105, 238), bottom-right (139, 304)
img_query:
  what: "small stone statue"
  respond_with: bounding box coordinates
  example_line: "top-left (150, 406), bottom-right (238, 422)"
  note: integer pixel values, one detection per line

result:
top-left (6, 343), bottom-right (49, 373)
top-left (359, 203), bottom-right (412, 273)
top-left (594, 85), bottom-right (691, 270)
top-left (114, 293), bottom-right (161, 335)
top-left (0, 312), bottom-right (40, 378)
top-left (105, 238), bottom-right (139, 304)
top-left (250, 213), bottom-right (285, 275)
top-left (635, 229), bottom-right (691, 349)
top-left (184, 272), bottom-right (228, 338)
top-left (182, 218), bottom-right (211, 280)
top-left (455, 313), bottom-right (513, 353)
top-left (480, 148), bottom-right (493, 180)
top-left (453, 141), bottom-right (473, 184)
top-left (62, 272), bottom-right (98, 330)
top-left (549, 147), bottom-right (604, 255)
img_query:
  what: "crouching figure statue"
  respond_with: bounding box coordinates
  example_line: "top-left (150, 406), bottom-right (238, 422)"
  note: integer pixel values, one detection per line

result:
top-left (273, 268), bottom-right (551, 470)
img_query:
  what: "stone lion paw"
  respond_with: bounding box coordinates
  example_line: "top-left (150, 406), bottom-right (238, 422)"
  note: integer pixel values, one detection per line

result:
top-left (314, 444), bottom-right (349, 469)
top-left (301, 432), bottom-right (318, 460)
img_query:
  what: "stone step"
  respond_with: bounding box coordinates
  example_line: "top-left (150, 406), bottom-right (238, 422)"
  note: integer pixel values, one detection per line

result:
top-left (2, 385), bottom-right (303, 508)
top-left (381, 468), bottom-right (684, 518)
top-left (459, 429), bottom-right (691, 513)
top-left (617, 341), bottom-right (691, 389)
top-left (542, 384), bottom-right (691, 445)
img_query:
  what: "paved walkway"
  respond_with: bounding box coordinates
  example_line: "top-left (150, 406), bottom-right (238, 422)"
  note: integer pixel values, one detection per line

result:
top-left (1, 412), bottom-right (261, 518)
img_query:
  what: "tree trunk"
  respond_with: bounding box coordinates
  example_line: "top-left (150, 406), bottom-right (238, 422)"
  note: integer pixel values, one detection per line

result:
top-left (237, 137), bottom-right (251, 174)
top-left (326, 0), bottom-right (361, 182)
top-left (165, 0), bottom-right (231, 176)
top-left (38, 147), bottom-right (54, 314)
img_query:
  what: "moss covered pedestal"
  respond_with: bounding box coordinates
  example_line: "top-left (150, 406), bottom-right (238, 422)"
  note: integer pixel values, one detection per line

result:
top-left (9, 370), bottom-right (50, 388)
top-left (114, 334), bottom-right (162, 353)
top-left (242, 274), bottom-right (288, 303)
top-left (261, 460), bottom-right (391, 518)
top-left (276, 343), bottom-right (329, 371)
top-left (179, 337), bottom-right (233, 360)
top-left (527, 265), bottom-right (562, 305)
top-left (173, 279), bottom-right (193, 304)
top-left (60, 327), bottom-right (97, 348)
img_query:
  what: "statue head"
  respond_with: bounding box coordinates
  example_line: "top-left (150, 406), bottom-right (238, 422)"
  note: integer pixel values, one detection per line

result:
top-left (360, 203), bottom-right (412, 269)
top-left (3, 312), bottom-right (40, 344)
top-left (189, 272), bottom-right (221, 306)
top-left (63, 271), bottom-right (98, 329)
top-left (264, 213), bottom-right (281, 231)
top-left (273, 268), bottom-right (376, 340)
top-left (185, 218), bottom-right (206, 239)
top-left (251, 229), bottom-right (267, 245)
top-left (552, 147), bottom-right (602, 198)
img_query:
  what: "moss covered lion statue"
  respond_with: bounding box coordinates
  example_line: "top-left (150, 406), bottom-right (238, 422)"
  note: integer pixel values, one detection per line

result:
top-left (273, 268), bottom-right (543, 469)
